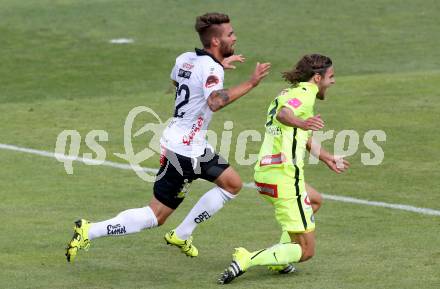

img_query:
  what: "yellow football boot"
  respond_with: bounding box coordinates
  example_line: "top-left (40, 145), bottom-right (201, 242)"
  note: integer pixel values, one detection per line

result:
top-left (65, 219), bottom-right (91, 262)
top-left (164, 230), bottom-right (198, 257)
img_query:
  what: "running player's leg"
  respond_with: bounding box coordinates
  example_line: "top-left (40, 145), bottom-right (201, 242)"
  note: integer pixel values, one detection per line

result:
top-left (65, 199), bottom-right (163, 262)
top-left (66, 149), bottom-right (189, 262)
top-left (214, 166), bottom-right (242, 195)
top-left (86, 198), bottom-right (165, 241)
top-left (173, 151), bottom-right (240, 245)
top-left (218, 180), bottom-right (314, 284)
top-left (241, 231), bottom-right (315, 269)
top-left (245, 189), bottom-right (316, 267)
top-left (218, 238), bottom-right (304, 284)
top-left (276, 182), bottom-right (321, 246)
top-left (290, 231), bottom-right (315, 262)
top-left (84, 152), bottom-right (189, 240)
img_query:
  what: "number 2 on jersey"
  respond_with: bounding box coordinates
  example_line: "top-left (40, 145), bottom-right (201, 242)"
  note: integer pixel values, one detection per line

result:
top-left (265, 98), bottom-right (279, 126)
top-left (174, 83), bottom-right (190, 118)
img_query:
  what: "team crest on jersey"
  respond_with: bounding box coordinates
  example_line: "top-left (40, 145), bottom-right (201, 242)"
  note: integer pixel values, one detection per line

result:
top-left (205, 75), bottom-right (219, 88)
top-left (288, 98), bottom-right (302, 109)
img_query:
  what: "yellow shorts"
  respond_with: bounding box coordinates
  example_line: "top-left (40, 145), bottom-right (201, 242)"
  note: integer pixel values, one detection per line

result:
top-left (255, 177), bottom-right (315, 233)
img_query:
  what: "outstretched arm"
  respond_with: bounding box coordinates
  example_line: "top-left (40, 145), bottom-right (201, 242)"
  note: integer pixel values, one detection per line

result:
top-left (306, 137), bottom-right (350, 173)
top-left (207, 62), bottom-right (271, 112)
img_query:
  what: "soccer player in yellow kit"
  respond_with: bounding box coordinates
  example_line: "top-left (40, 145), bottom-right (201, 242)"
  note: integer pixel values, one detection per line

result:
top-left (218, 54), bottom-right (350, 284)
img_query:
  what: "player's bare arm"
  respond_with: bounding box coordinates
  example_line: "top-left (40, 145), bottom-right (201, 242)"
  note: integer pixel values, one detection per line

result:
top-left (207, 62), bottom-right (271, 112)
top-left (306, 137), bottom-right (350, 173)
top-left (276, 107), bottom-right (324, 131)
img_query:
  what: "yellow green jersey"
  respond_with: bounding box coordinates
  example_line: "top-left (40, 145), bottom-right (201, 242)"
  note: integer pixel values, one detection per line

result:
top-left (254, 82), bottom-right (318, 184)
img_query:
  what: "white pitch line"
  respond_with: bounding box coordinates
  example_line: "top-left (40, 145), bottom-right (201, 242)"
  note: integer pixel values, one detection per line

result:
top-left (241, 182), bottom-right (440, 216)
top-left (1, 143), bottom-right (439, 217)
top-left (109, 38), bottom-right (134, 44)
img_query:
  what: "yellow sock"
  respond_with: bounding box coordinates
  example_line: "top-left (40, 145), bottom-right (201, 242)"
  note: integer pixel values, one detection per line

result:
top-left (248, 243), bottom-right (302, 267)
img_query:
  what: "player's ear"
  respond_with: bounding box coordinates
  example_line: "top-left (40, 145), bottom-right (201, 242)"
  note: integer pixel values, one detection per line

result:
top-left (312, 73), bottom-right (322, 83)
top-left (211, 37), bottom-right (220, 48)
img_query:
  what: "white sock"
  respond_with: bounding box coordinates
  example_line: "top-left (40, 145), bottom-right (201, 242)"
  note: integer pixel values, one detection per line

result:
top-left (174, 187), bottom-right (235, 240)
top-left (88, 206), bottom-right (158, 240)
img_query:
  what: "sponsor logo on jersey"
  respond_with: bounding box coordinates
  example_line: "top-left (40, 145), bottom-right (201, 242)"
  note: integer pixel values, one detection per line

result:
top-left (255, 182), bottom-right (279, 198)
top-left (182, 116), bottom-right (204, 146)
top-left (107, 224), bottom-right (127, 235)
top-left (266, 125), bottom-right (282, 136)
top-left (205, 75), bottom-right (220, 88)
top-left (287, 98), bottom-right (302, 109)
top-left (182, 63), bottom-right (194, 70)
top-left (194, 211), bottom-right (211, 223)
top-left (178, 68), bottom-right (192, 79)
top-left (260, 153), bottom-right (286, 166)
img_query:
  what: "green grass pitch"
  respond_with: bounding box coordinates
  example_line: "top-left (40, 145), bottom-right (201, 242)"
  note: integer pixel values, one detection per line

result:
top-left (0, 0), bottom-right (439, 288)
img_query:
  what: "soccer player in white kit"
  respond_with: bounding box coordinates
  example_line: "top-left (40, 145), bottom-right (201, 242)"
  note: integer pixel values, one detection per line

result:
top-left (66, 12), bottom-right (271, 262)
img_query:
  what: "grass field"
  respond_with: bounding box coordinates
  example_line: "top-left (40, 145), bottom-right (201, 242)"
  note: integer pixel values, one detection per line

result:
top-left (1, 0), bottom-right (439, 288)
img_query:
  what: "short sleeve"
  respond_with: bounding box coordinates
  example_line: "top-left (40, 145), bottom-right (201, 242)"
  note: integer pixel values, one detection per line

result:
top-left (278, 90), bottom-right (306, 118)
top-left (170, 63), bottom-right (177, 82)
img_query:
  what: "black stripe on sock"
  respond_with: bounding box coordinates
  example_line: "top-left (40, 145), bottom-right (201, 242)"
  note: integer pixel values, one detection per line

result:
top-left (230, 262), bottom-right (239, 275)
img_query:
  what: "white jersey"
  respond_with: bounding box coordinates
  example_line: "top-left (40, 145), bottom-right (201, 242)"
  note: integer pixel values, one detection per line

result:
top-left (160, 48), bottom-right (224, 157)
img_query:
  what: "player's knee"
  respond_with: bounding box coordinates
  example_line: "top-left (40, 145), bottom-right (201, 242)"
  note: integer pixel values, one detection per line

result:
top-left (227, 177), bottom-right (242, 195)
top-left (218, 175), bottom-right (242, 194)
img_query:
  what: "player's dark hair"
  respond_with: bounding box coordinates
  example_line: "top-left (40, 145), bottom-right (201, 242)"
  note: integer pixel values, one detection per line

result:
top-left (282, 54), bottom-right (333, 86)
top-left (195, 12), bottom-right (230, 48)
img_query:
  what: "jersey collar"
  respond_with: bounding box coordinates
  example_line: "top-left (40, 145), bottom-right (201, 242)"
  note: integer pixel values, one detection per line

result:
top-left (195, 48), bottom-right (224, 68)
top-left (299, 82), bottom-right (319, 95)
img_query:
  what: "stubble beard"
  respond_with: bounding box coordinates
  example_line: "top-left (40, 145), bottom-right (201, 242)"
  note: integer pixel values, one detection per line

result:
top-left (220, 42), bottom-right (234, 58)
